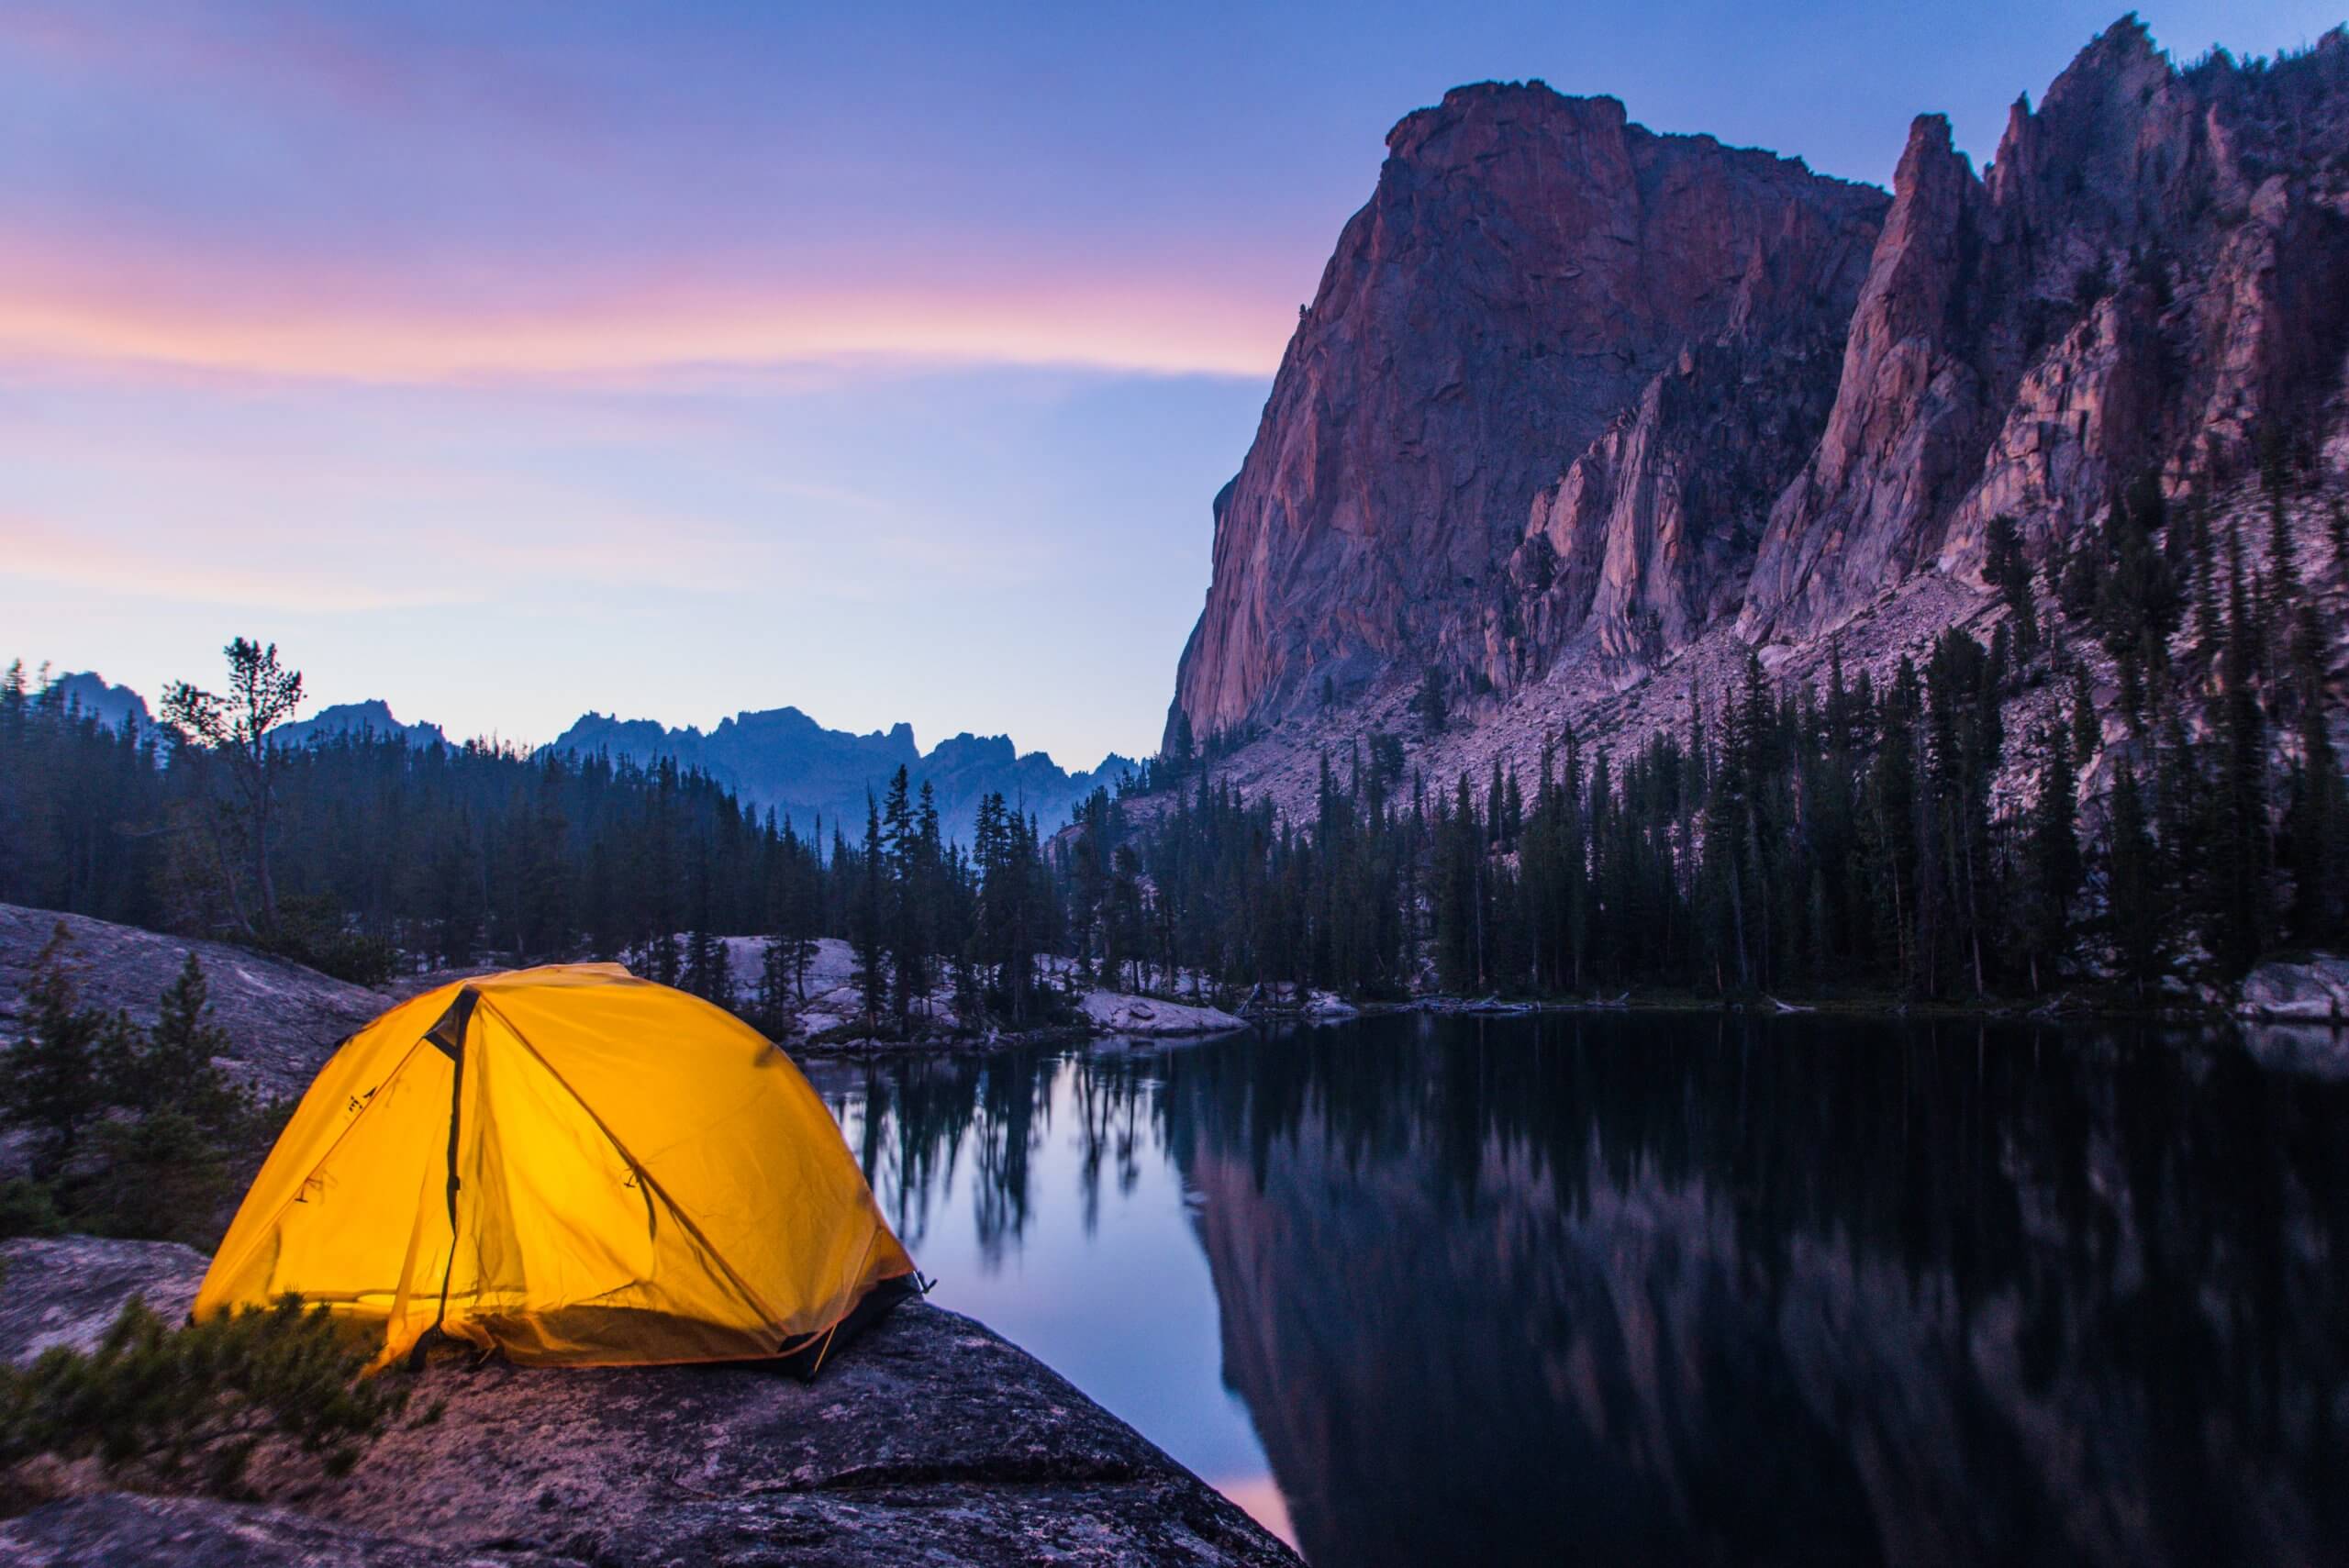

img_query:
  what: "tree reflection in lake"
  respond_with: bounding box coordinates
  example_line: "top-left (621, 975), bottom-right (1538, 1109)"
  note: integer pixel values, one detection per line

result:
top-left (814, 1013), bottom-right (2349, 1567)
top-left (829, 1046), bottom-right (1163, 1264)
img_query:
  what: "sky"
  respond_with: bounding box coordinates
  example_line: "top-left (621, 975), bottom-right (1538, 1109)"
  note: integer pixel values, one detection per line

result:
top-left (3, 1), bottom-right (2337, 768)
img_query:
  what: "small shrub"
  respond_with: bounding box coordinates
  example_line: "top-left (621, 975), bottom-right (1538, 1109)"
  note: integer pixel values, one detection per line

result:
top-left (0, 1296), bottom-right (406, 1496)
top-left (74, 1113), bottom-right (238, 1247)
top-left (1412, 666), bottom-right (1449, 733)
top-left (260, 896), bottom-right (396, 986)
top-left (0, 1181), bottom-right (62, 1241)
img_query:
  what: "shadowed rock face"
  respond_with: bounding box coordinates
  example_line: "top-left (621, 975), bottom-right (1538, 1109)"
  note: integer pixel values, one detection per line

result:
top-left (0, 1239), bottom-right (1299, 1568)
top-left (1171, 20), bottom-right (2349, 744)
top-left (1495, 325), bottom-right (1852, 677)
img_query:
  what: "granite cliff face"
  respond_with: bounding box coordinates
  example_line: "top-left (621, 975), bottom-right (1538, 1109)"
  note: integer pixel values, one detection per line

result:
top-left (1168, 82), bottom-right (1887, 738)
top-left (1169, 19), bottom-right (2349, 749)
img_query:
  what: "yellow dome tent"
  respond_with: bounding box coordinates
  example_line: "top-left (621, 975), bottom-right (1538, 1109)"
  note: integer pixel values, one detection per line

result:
top-left (195, 964), bottom-right (917, 1373)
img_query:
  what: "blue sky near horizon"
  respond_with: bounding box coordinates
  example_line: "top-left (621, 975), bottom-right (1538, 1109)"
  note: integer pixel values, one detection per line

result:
top-left (2, 1), bottom-right (2337, 768)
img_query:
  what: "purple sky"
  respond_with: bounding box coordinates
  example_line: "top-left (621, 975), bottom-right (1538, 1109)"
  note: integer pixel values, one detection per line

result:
top-left (3, 0), bottom-right (2335, 766)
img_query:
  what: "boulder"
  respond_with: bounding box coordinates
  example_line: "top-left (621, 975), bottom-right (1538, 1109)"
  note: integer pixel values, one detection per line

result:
top-left (0, 1495), bottom-right (554, 1568)
top-left (2236, 955), bottom-right (2349, 1022)
top-left (1081, 992), bottom-right (1246, 1037)
top-left (0, 1238), bottom-right (206, 1366)
top-left (0, 904), bottom-right (384, 1103)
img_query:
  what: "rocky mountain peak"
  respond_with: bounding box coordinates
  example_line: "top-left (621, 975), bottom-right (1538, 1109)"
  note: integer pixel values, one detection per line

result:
top-left (273, 699), bottom-right (447, 751)
top-left (1746, 19), bottom-right (2349, 638)
top-left (1168, 83), bottom-right (1887, 743)
top-left (38, 672), bottom-right (150, 734)
top-left (1382, 80), bottom-right (1631, 170)
top-left (1168, 18), bottom-right (2349, 762)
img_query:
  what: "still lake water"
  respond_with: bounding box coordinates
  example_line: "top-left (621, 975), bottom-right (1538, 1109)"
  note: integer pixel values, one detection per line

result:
top-left (804, 1013), bottom-right (2349, 1568)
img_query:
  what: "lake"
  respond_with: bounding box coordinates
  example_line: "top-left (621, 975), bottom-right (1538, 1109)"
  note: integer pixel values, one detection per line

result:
top-left (805, 1012), bottom-right (2349, 1568)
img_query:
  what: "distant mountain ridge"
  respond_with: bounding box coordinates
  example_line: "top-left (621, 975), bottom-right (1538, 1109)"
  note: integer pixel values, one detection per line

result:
top-left (31, 672), bottom-right (1126, 846)
top-left (40, 673), bottom-right (150, 734)
top-left (548, 706), bottom-right (1134, 845)
top-left (273, 699), bottom-right (448, 752)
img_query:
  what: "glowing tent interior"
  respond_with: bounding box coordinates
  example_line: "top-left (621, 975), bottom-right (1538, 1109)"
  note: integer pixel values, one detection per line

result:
top-left (195, 963), bottom-right (916, 1374)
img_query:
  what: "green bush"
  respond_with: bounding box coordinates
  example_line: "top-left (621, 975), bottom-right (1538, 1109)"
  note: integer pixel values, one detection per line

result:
top-left (73, 1113), bottom-right (239, 1247)
top-left (0, 1296), bottom-right (405, 1496)
top-left (0, 1181), bottom-right (62, 1241)
top-left (259, 895), bottom-right (396, 986)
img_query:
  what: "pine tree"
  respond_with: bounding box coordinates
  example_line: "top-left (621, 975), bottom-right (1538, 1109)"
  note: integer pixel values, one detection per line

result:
top-left (854, 795), bottom-right (887, 1034)
top-left (2021, 726), bottom-right (2080, 990)
top-left (2189, 495), bottom-right (2221, 651)
top-left (2264, 454), bottom-right (2301, 687)
top-left (136, 953), bottom-right (245, 1136)
top-left (0, 927), bottom-right (123, 1178)
top-left (877, 766), bottom-right (926, 1034)
top-left (158, 639), bottom-right (306, 937)
top-left (753, 931), bottom-right (797, 1038)
top-left (2210, 523), bottom-right (2269, 976)
top-left (2285, 593), bottom-right (2346, 946)
top-left (1106, 845), bottom-right (1145, 992)
top-left (680, 841), bottom-right (734, 1011)
top-left (2069, 664), bottom-right (2100, 764)
top-left (1862, 661), bottom-right (1921, 989)
top-left (1984, 513), bottom-right (2038, 651)
top-left (2058, 528), bottom-right (2102, 621)
top-left (2105, 757), bottom-right (2165, 995)
top-left (1165, 710), bottom-right (1196, 783)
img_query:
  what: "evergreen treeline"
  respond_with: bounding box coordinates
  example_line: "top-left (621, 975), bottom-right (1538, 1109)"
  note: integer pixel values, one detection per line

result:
top-left (1, 654), bottom-right (1063, 1036)
top-left (1076, 479), bottom-right (2346, 1004)
top-left (4, 471), bottom-right (2341, 1021)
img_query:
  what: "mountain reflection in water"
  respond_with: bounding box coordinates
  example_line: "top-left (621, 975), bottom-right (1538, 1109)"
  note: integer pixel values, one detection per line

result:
top-left (813, 1013), bottom-right (2349, 1568)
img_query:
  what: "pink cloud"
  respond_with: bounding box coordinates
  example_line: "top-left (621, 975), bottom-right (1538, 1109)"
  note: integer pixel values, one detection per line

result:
top-left (0, 254), bottom-right (1292, 385)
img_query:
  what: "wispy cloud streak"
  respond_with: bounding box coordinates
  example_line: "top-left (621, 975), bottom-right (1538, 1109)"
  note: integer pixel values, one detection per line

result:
top-left (0, 276), bottom-right (1289, 385)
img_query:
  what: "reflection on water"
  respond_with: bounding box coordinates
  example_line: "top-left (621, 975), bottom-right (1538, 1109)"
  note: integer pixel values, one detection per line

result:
top-left (814, 1014), bottom-right (2349, 1567)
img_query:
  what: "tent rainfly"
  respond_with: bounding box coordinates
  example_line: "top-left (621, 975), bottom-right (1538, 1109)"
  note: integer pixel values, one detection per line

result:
top-left (195, 963), bottom-right (916, 1374)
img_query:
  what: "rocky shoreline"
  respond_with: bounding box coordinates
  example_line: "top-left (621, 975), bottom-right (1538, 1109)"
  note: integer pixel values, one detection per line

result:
top-left (1280, 952), bottom-right (2349, 1032)
top-left (0, 906), bottom-right (1296, 1564)
top-left (0, 1238), bottom-right (1298, 1567)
